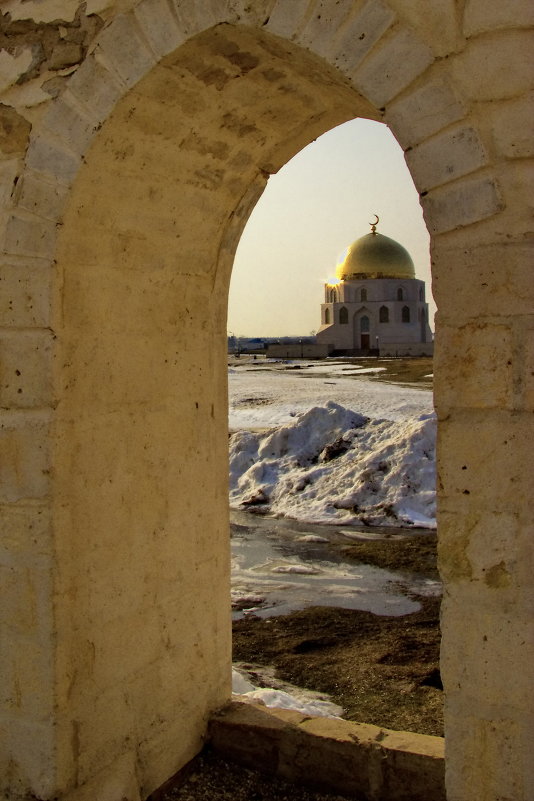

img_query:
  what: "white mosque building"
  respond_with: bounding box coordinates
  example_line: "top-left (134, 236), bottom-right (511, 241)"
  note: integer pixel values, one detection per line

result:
top-left (316, 218), bottom-right (433, 357)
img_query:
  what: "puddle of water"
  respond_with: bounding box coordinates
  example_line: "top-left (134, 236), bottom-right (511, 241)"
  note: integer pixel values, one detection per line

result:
top-left (231, 510), bottom-right (440, 620)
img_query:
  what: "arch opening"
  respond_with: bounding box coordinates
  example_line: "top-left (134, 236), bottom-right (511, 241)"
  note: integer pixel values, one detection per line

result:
top-left (49, 22), bottom-right (381, 796)
top-left (1, 5), bottom-right (529, 801)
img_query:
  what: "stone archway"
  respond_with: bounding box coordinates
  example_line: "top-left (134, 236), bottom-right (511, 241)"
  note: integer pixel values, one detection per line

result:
top-left (0, 3), bottom-right (531, 800)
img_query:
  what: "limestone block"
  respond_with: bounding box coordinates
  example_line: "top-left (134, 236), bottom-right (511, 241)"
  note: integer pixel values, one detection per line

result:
top-left (15, 170), bottom-right (69, 222)
top-left (441, 597), bottom-right (534, 714)
top-left (0, 104), bottom-right (32, 156)
top-left (258, 706), bottom-right (308, 726)
top-left (0, 503), bottom-right (52, 563)
top-left (0, 612), bottom-right (54, 723)
top-left (439, 509), bottom-right (528, 609)
top-left (62, 752), bottom-right (141, 801)
top-left (436, 510), bottom-right (473, 582)
top-left (94, 14), bottom-right (156, 90)
top-left (1, 0), bottom-right (79, 23)
top-left (523, 322), bottom-right (534, 413)
top-left (48, 42), bottom-right (84, 72)
top-left (41, 93), bottom-right (99, 158)
top-left (437, 410), bottom-right (531, 515)
top-left (210, 700), bottom-right (290, 773)
top-left (1, 632), bottom-right (53, 720)
top-left (387, 0), bottom-right (460, 56)
top-left (86, 610), bottom-right (164, 692)
top-left (406, 125), bottom-right (487, 193)
top-left (384, 76), bottom-right (465, 148)
top-left (463, 0), bottom-right (534, 37)
top-left (465, 510), bottom-right (520, 588)
top-left (0, 329), bottom-right (55, 409)
top-left (227, 0), bottom-right (277, 27)
top-left (137, 710), bottom-right (210, 798)
top-left (296, 0), bottom-right (371, 60)
top-left (0, 159), bottom-right (19, 207)
top-left (0, 717), bottom-right (55, 799)
top-left (0, 49), bottom-right (33, 95)
top-left (434, 322), bottom-right (513, 412)
top-left (487, 95), bottom-right (534, 159)
top-left (3, 212), bottom-right (57, 260)
top-left (0, 563), bottom-right (39, 633)
top-left (26, 132), bottom-right (81, 186)
top-left (266, 0), bottom-right (316, 40)
top-left (431, 241), bottom-right (534, 321)
top-left (329, 0), bottom-right (396, 75)
top-left (0, 77), bottom-right (53, 111)
top-left (443, 713), bottom-right (527, 801)
top-left (496, 161), bottom-right (534, 236)
top-left (379, 728), bottom-right (444, 759)
top-left (0, 409), bottom-right (52, 502)
top-left (378, 731), bottom-right (445, 801)
top-left (170, 0), bottom-right (231, 35)
top-left (210, 702), bottom-right (445, 801)
top-left (281, 718), bottom-right (386, 798)
top-left (75, 684), bottom-right (137, 784)
top-left (85, 0), bottom-right (124, 15)
top-left (351, 25), bottom-right (434, 108)
top-left (134, 0), bottom-right (187, 59)
top-left (0, 259), bottom-right (54, 328)
top-left (451, 30), bottom-right (533, 101)
top-left (66, 55), bottom-right (125, 124)
top-left (422, 174), bottom-right (503, 234)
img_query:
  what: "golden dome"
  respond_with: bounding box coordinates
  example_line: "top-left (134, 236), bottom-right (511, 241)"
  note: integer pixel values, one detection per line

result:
top-left (335, 228), bottom-right (415, 281)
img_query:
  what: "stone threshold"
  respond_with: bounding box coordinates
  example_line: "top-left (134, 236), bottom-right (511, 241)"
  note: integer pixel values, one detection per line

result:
top-left (208, 699), bottom-right (445, 801)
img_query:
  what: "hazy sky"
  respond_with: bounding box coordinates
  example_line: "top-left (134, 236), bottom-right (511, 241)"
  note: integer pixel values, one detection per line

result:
top-left (227, 118), bottom-right (435, 338)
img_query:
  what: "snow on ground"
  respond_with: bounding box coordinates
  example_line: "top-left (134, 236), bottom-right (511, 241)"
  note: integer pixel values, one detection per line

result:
top-left (232, 667), bottom-right (343, 718)
top-left (229, 361), bottom-right (432, 431)
top-left (229, 364), bottom-right (436, 528)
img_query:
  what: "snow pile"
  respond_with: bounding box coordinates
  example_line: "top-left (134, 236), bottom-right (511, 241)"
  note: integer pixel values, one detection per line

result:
top-left (229, 401), bottom-right (436, 528)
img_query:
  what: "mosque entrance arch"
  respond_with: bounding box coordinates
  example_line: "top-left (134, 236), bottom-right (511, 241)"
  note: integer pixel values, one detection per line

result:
top-left (0, 4), bottom-right (529, 801)
top-left (353, 309), bottom-right (373, 352)
top-left (359, 313), bottom-right (371, 350)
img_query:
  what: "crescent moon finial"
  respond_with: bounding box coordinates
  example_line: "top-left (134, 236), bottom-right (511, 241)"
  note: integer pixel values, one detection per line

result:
top-left (370, 214), bottom-right (379, 234)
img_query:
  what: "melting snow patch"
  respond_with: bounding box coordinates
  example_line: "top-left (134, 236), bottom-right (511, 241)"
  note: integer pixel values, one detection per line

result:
top-left (271, 564), bottom-right (321, 575)
top-left (231, 667), bottom-right (343, 718)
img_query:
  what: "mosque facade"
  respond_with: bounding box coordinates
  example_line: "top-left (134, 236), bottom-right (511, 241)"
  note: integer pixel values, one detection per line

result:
top-left (316, 220), bottom-right (433, 357)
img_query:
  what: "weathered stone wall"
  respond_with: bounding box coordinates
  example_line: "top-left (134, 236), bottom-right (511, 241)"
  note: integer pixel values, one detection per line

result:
top-left (210, 700), bottom-right (446, 801)
top-left (0, 2), bottom-right (532, 800)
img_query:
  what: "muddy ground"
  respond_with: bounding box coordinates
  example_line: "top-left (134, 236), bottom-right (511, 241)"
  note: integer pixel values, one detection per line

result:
top-left (233, 531), bottom-right (443, 737)
top-left (228, 354), bottom-right (434, 391)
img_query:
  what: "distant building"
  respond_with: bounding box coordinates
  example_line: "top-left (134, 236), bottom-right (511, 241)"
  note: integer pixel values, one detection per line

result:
top-left (316, 219), bottom-right (433, 356)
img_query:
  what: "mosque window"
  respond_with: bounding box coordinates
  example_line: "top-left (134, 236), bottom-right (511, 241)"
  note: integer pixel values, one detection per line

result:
top-left (397, 287), bottom-right (404, 301)
top-left (339, 306), bottom-right (348, 324)
top-left (419, 286), bottom-right (424, 301)
top-left (360, 288), bottom-right (367, 301)
top-left (402, 305), bottom-right (410, 323)
top-left (379, 305), bottom-right (389, 323)
top-left (324, 308), bottom-right (331, 324)
top-left (360, 315), bottom-right (370, 332)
